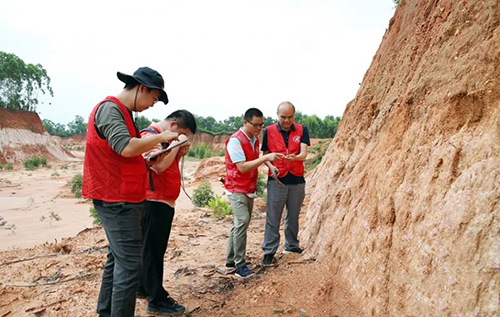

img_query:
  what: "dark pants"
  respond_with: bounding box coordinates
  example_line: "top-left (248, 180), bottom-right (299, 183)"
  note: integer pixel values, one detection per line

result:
top-left (139, 200), bottom-right (175, 304)
top-left (262, 181), bottom-right (305, 255)
top-left (95, 201), bottom-right (145, 317)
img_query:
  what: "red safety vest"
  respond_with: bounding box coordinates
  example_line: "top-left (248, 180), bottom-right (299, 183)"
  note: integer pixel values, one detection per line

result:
top-left (224, 129), bottom-right (260, 193)
top-left (141, 126), bottom-right (181, 202)
top-left (82, 96), bottom-right (147, 203)
top-left (266, 123), bottom-right (304, 178)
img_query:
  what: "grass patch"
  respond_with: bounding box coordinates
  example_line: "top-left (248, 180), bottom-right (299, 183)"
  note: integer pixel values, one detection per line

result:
top-left (89, 206), bottom-right (101, 225)
top-left (188, 144), bottom-right (214, 159)
top-left (23, 155), bottom-right (47, 170)
top-left (305, 140), bottom-right (331, 173)
top-left (71, 173), bottom-right (83, 198)
top-left (207, 195), bottom-right (232, 217)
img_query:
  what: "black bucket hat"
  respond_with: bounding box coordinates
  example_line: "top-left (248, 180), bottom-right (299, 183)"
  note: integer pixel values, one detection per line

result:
top-left (117, 67), bottom-right (169, 104)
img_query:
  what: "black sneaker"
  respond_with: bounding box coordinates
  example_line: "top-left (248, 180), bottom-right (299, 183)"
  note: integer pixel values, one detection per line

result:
top-left (136, 287), bottom-right (147, 299)
top-left (261, 253), bottom-right (277, 267)
top-left (283, 247), bottom-right (303, 254)
top-left (147, 297), bottom-right (186, 316)
top-left (234, 265), bottom-right (255, 279)
top-left (225, 261), bottom-right (252, 270)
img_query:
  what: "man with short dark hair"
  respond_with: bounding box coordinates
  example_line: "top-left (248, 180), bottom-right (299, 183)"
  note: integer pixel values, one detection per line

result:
top-left (224, 108), bottom-right (283, 278)
top-left (261, 101), bottom-right (310, 267)
top-left (138, 110), bottom-right (197, 316)
top-left (83, 67), bottom-right (178, 317)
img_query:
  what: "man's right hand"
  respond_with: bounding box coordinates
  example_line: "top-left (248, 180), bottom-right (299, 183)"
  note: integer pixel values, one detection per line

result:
top-left (264, 152), bottom-right (284, 162)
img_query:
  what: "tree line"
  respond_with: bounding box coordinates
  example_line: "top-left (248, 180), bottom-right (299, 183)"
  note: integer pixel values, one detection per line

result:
top-left (195, 113), bottom-right (341, 139)
top-left (42, 113), bottom-right (341, 139)
top-left (1, 51), bottom-right (341, 139)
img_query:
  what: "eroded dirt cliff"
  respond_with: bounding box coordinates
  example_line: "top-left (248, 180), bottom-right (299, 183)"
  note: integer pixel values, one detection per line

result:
top-left (0, 108), bottom-right (75, 164)
top-left (301, 0), bottom-right (499, 315)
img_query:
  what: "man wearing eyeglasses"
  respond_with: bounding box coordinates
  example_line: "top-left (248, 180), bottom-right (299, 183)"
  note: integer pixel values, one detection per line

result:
top-left (261, 101), bottom-right (310, 267)
top-left (224, 108), bottom-right (284, 278)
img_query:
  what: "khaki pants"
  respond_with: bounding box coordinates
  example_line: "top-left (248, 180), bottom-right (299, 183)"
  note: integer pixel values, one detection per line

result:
top-left (226, 193), bottom-right (254, 268)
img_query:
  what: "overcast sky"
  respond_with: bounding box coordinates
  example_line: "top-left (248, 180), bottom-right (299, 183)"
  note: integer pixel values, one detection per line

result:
top-left (0, 0), bottom-right (396, 124)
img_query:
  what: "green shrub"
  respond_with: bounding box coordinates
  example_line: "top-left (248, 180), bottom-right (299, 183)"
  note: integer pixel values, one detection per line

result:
top-left (89, 206), bottom-right (101, 225)
top-left (192, 181), bottom-right (215, 207)
top-left (207, 195), bottom-right (232, 217)
top-left (6, 163), bottom-right (13, 170)
top-left (256, 172), bottom-right (267, 197)
top-left (23, 155), bottom-right (47, 170)
top-left (188, 144), bottom-right (213, 159)
top-left (61, 164), bottom-right (69, 170)
top-left (71, 173), bottom-right (83, 198)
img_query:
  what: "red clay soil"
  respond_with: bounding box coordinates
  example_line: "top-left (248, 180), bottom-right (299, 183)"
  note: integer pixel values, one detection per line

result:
top-left (0, 108), bottom-right (45, 134)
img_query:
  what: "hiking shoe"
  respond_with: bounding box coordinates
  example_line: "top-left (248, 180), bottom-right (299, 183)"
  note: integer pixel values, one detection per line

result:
top-left (234, 265), bottom-right (255, 279)
top-left (225, 262), bottom-right (236, 269)
top-left (225, 261), bottom-right (251, 270)
top-left (283, 247), bottom-right (303, 254)
top-left (136, 287), bottom-right (147, 299)
top-left (147, 297), bottom-right (186, 316)
top-left (262, 253), bottom-right (277, 267)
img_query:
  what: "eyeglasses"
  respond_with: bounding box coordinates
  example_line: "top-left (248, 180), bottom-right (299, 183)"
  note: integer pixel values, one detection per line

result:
top-left (248, 121), bottom-right (264, 128)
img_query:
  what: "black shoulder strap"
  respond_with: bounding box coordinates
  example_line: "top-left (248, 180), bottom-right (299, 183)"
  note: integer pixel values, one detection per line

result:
top-left (141, 127), bottom-right (158, 134)
top-left (142, 127), bottom-right (158, 192)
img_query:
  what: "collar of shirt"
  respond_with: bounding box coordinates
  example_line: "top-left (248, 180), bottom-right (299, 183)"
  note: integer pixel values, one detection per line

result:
top-left (239, 127), bottom-right (256, 142)
top-left (277, 122), bottom-right (295, 132)
top-left (151, 122), bottom-right (165, 133)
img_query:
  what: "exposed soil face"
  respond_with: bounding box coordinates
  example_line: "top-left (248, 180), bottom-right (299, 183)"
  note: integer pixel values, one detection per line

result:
top-left (302, 0), bottom-right (500, 315)
top-left (0, 108), bottom-right (75, 165)
top-left (0, 108), bottom-right (45, 134)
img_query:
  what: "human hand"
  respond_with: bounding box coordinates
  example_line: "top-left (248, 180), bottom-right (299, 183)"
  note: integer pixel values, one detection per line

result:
top-left (177, 134), bottom-right (188, 142)
top-left (284, 154), bottom-right (296, 161)
top-left (146, 150), bottom-right (169, 165)
top-left (177, 143), bottom-right (190, 157)
top-left (159, 130), bottom-right (178, 143)
top-left (269, 165), bottom-right (279, 176)
top-left (265, 152), bottom-right (284, 162)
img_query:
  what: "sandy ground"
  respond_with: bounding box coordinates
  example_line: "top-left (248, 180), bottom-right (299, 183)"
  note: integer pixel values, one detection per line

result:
top-left (0, 152), bottom-right (360, 316)
top-left (0, 153), bottom-right (92, 251)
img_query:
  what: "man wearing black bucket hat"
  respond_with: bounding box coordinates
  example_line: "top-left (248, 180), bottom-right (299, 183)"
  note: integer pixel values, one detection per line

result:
top-left (83, 66), bottom-right (178, 317)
